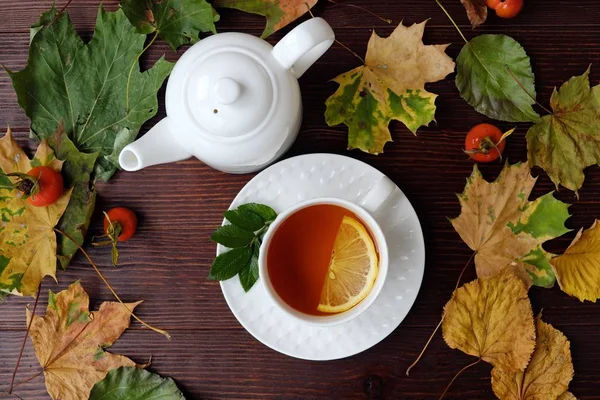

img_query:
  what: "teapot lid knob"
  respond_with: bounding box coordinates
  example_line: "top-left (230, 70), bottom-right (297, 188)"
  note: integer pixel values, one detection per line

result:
top-left (214, 77), bottom-right (241, 105)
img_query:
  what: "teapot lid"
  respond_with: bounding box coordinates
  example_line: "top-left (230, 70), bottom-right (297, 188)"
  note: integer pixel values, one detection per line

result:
top-left (168, 36), bottom-right (279, 139)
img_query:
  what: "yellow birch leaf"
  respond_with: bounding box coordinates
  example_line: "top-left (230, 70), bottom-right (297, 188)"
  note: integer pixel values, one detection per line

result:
top-left (552, 220), bottom-right (600, 302)
top-left (442, 269), bottom-right (536, 372)
top-left (0, 128), bottom-right (72, 297)
top-left (325, 20), bottom-right (455, 155)
top-left (491, 315), bottom-right (574, 400)
top-left (451, 162), bottom-right (570, 288)
top-left (27, 281), bottom-right (142, 400)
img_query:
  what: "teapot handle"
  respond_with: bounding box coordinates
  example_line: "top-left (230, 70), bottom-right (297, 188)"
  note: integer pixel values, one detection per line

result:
top-left (272, 17), bottom-right (335, 78)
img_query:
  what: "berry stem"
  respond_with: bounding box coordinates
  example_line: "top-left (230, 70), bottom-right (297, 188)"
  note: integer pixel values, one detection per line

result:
top-left (55, 228), bottom-right (172, 340)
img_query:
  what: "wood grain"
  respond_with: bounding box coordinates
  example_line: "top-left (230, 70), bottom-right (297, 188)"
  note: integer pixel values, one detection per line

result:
top-left (1, 1), bottom-right (600, 399)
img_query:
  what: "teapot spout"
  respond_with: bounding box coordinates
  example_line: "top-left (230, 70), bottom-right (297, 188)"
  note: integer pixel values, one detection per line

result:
top-left (119, 118), bottom-right (191, 171)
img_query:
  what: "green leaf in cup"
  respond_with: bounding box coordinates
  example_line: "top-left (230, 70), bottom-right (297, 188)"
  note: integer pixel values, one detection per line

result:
top-left (209, 203), bottom-right (277, 291)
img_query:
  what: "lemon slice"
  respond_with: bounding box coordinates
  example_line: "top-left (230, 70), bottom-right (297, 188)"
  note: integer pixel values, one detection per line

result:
top-left (317, 216), bottom-right (379, 313)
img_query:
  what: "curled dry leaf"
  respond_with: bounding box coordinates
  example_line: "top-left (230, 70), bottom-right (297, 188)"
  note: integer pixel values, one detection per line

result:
top-left (491, 315), bottom-right (574, 400)
top-left (442, 269), bottom-right (536, 372)
top-left (451, 162), bottom-right (570, 287)
top-left (527, 68), bottom-right (600, 193)
top-left (461, 0), bottom-right (488, 28)
top-left (213, 0), bottom-right (317, 38)
top-left (0, 129), bottom-right (73, 297)
top-left (325, 21), bottom-right (455, 154)
top-left (27, 282), bottom-right (142, 400)
top-left (552, 220), bottom-right (600, 302)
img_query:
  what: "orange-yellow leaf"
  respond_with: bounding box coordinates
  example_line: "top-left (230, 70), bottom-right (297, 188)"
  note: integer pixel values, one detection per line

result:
top-left (552, 220), bottom-right (600, 302)
top-left (442, 269), bottom-right (536, 372)
top-left (491, 315), bottom-right (574, 399)
top-left (0, 128), bottom-right (72, 297)
top-left (27, 282), bottom-right (142, 400)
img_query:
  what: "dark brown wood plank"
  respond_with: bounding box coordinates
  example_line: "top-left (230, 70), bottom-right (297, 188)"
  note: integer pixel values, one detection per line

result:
top-left (2, 1), bottom-right (600, 399)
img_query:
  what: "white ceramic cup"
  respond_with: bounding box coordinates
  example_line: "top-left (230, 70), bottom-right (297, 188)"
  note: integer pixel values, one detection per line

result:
top-left (258, 176), bottom-right (396, 327)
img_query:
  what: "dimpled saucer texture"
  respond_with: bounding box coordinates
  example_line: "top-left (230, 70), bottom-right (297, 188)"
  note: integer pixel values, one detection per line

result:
top-left (219, 153), bottom-right (425, 360)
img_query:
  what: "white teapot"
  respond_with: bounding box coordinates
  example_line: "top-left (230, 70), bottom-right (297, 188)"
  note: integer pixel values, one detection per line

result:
top-left (119, 18), bottom-right (335, 174)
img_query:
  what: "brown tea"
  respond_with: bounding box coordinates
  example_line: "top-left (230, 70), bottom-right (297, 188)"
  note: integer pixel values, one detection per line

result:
top-left (266, 203), bottom-right (374, 316)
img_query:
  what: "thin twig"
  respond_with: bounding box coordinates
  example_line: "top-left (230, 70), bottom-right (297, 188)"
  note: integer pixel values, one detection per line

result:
top-left (54, 229), bottom-right (172, 339)
top-left (335, 39), bottom-right (365, 64)
top-left (47, 0), bottom-right (74, 27)
top-left (439, 359), bottom-right (481, 399)
top-left (505, 66), bottom-right (553, 115)
top-left (327, 0), bottom-right (392, 24)
top-left (126, 31), bottom-right (159, 111)
top-left (405, 252), bottom-right (475, 375)
top-left (435, 0), bottom-right (469, 44)
top-left (7, 284), bottom-right (42, 394)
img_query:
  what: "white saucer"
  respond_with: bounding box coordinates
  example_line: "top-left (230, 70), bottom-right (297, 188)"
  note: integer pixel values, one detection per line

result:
top-left (219, 154), bottom-right (425, 360)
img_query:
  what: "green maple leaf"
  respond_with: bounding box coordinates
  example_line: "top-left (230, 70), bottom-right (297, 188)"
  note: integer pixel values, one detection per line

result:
top-left (89, 367), bottom-right (185, 400)
top-left (8, 6), bottom-right (174, 181)
top-left (456, 34), bottom-right (541, 123)
top-left (527, 68), bottom-right (600, 193)
top-left (213, 0), bottom-right (317, 38)
top-left (48, 125), bottom-right (98, 269)
top-left (121, 0), bottom-right (219, 51)
top-left (325, 21), bottom-right (455, 155)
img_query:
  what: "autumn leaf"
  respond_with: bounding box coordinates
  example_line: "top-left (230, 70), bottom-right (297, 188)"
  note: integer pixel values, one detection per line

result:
top-left (213, 0), bottom-right (317, 38)
top-left (89, 367), bottom-right (185, 400)
top-left (325, 21), bottom-right (455, 154)
top-left (558, 392), bottom-right (577, 400)
top-left (48, 125), bottom-right (98, 269)
top-left (121, 0), bottom-right (219, 50)
top-left (527, 68), bottom-right (600, 193)
top-left (8, 6), bottom-right (173, 181)
top-left (442, 270), bottom-right (536, 372)
top-left (27, 282), bottom-right (142, 400)
top-left (456, 35), bottom-right (540, 123)
top-left (0, 129), bottom-right (73, 297)
top-left (451, 162), bottom-right (571, 287)
top-left (491, 315), bottom-right (574, 400)
top-left (551, 220), bottom-right (600, 302)
top-left (461, 0), bottom-right (488, 28)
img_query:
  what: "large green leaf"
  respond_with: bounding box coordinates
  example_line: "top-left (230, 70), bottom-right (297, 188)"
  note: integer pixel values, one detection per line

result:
top-left (8, 6), bottom-right (173, 181)
top-left (89, 367), bottom-right (185, 400)
top-left (527, 68), bottom-right (600, 193)
top-left (120, 0), bottom-right (219, 51)
top-left (456, 34), bottom-right (541, 123)
top-left (48, 126), bottom-right (98, 269)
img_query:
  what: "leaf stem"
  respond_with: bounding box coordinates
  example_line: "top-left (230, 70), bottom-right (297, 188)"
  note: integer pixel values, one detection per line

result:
top-left (54, 228), bottom-right (172, 340)
top-left (126, 30), bottom-right (160, 111)
top-left (7, 284), bottom-right (42, 395)
top-left (327, 0), bottom-right (392, 24)
top-left (505, 66), bottom-right (553, 115)
top-left (435, 0), bottom-right (469, 44)
top-left (405, 252), bottom-right (475, 375)
top-left (439, 359), bottom-right (481, 399)
top-left (1, 370), bottom-right (43, 397)
top-left (334, 39), bottom-right (365, 64)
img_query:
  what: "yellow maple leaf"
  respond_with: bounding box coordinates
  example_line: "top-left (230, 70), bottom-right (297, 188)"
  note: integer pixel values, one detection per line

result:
top-left (442, 269), bottom-right (536, 372)
top-left (27, 281), bottom-right (142, 400)
top-left (325, 20), bottom-right (455, 154)
top-left (491, 315), bottom-right (574, 399)
top-left (451, 162), bottom-right (570, 288)
top-left (0, 128), bottom-right (72, 297)
top-left (551, 220), bottom-right (600, 302)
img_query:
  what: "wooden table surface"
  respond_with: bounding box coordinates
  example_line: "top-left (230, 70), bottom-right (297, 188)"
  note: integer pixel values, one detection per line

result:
top-left (2, 1), bottom-right (600, 399)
